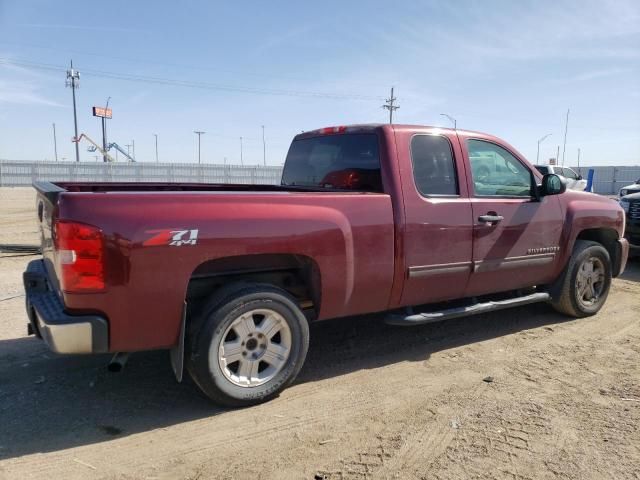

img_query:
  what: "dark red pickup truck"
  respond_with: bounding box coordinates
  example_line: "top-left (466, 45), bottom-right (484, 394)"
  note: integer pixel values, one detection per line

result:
top-left (24, 124), bottom-right (628, 406)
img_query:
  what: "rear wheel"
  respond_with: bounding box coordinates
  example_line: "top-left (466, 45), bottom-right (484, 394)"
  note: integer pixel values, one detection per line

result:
top-left (187, 284), bottom-right (309, 407)
top-left (551, 240), bottom-right (612, 317)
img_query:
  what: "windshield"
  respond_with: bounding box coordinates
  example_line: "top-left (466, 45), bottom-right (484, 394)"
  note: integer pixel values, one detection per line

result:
top-left (281, 134), bottom-right (382, 192)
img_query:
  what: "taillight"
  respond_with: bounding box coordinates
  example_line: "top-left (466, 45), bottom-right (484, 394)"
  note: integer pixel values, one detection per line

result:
top-left (54, 221), bottom-right (105, 292)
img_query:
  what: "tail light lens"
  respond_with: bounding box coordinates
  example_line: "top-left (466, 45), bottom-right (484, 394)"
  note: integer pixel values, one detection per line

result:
top-left (54, 221), bottom-right (105, 292)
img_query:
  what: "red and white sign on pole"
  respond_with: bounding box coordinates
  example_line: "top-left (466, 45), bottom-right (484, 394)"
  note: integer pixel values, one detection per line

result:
top-left (92, 106), bottom-right (112, 118)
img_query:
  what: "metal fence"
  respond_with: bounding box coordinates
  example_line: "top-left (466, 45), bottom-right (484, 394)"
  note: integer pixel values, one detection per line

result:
top-left (0, 160), bottom-right (284, 187)
top-left (573, 166), bottom-right (640, 195)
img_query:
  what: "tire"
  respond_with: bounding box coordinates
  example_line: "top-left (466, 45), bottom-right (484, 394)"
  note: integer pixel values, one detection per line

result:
top-left (551, 240), bottom-right (612, 318)
top-left (186, 283), bottom-right (309, 407)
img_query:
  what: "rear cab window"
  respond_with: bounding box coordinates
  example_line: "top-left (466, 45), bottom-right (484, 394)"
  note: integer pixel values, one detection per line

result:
top-left (281, 134), bottom-right (382, 192)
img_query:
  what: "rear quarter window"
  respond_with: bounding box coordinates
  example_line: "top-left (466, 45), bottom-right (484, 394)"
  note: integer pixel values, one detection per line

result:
top-left (410, 135), bottom-right (458, 196)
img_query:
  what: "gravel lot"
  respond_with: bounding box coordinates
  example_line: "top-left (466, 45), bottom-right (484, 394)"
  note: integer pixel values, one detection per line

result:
top-left (1, 186), bottom-right (639, 480)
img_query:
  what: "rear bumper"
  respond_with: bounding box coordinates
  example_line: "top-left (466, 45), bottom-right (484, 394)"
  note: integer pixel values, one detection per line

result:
top-left (23, 260), bottom-right (108, 354)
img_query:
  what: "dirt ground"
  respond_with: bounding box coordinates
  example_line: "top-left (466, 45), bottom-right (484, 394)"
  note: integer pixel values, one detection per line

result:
top-left (1, 186), bottom-right (639, 480)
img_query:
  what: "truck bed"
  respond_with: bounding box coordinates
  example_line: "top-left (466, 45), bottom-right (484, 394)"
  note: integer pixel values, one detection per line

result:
top-left (34, 180), bottom-right (396, 352)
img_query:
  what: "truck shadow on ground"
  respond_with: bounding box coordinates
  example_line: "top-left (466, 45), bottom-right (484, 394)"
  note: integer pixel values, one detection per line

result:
top-left (1, 260), bottom-right (638, 460)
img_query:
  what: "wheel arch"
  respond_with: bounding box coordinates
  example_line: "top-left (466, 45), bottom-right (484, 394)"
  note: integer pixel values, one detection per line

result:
top-left (574, 227), bottom-right (622, 276)
top-left (184, 253), bottom-right (322, 321)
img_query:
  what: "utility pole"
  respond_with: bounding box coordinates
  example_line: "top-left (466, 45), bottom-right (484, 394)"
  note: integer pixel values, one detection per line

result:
top-left (536, 133), bottom-right (552, 164)
top-left (440, 113), bottom-right (457, 129)
top-left (66, 60), bottom-right (81, 162)
top-left (153, 134), bottom-right (159, 162)
top-left (382, 87), bottom-right (399, 124)
top-left (126, 144), bottom-right (131, 158)
top-left (52, 123), bottom-right (58, 162)
top-left (240, 136), bottom-right (244, 165)
top-left (132, 139), bottom-right (135, 161)
top-left (562, 108), bottom-right (570, 166)
top-left (556, 145), bottom-right (560, 165)
top-left (101, 96), bottom-right (111, 162)
top-left (577, 148), bottom-right (581, 172)
top-left (261, 125), bottom-right (266, 166)
top-left (194, 131), bottom-right (205, 164)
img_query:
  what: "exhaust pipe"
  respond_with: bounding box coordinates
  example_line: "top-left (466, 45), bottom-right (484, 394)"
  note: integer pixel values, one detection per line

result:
top-left (107, 352), bottom-right (130, 373)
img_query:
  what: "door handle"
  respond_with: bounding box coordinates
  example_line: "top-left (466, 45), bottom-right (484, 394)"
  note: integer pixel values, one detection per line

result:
top-left (478, 214), bottom-right (504, 224)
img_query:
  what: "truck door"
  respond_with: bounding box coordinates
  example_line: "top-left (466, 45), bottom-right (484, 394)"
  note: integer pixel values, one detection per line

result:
top-left (463, 137), bottom-right (564, 297)
top-left (396, 128), bottom-right (474, 306)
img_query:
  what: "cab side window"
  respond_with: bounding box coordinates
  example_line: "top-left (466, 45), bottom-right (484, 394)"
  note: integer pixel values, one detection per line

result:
top-left (468, 139), bottom-right (533, 197)
top-left (410, 135), bottom-right (458, 196)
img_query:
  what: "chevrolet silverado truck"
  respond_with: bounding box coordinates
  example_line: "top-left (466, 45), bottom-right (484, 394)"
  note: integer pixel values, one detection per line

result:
top-left (24, 124), bottom-right (629, 406)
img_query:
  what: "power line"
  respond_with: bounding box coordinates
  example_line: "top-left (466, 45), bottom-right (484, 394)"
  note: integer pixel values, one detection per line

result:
top-left (0, 57), bottom-right (384, 101)
top-left (0, 40), bottom-right (357, 84)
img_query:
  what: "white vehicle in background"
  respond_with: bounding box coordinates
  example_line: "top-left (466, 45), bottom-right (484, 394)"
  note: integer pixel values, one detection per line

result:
top-left (534, 165), bottom-right (588, 191)
top-left (619, 178), bottom-right (640, 198)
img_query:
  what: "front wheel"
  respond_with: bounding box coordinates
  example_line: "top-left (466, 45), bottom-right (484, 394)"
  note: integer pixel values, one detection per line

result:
top-left (551, 240), bottom-right (612, 318)
top-left (187, 284), bottom-right (309, 407)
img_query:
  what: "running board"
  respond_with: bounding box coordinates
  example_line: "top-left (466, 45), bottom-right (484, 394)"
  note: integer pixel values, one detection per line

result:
top-left (385, 292), bottom-right (551, 326)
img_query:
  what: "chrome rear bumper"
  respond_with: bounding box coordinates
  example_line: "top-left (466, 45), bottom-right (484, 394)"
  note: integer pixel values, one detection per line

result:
top-left (23, 260), bottom-right (108, 354)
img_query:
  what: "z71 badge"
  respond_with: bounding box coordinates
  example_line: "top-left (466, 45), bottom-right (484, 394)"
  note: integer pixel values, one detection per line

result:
top-left (143, 229), bottom-right (199, 247)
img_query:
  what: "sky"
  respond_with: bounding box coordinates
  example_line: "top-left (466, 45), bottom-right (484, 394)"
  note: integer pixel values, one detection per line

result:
top-left (0, 0), bottom-right (638, 167)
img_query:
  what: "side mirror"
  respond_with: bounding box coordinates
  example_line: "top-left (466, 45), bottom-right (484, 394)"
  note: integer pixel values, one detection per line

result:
top-left (576, 175), bottom-right (583, 180)
top-left (539, 174), bottom-right (566, 197)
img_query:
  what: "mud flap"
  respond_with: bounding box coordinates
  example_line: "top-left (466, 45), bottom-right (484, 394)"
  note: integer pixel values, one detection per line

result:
top-left (170, 302), bottom-right (186, 383)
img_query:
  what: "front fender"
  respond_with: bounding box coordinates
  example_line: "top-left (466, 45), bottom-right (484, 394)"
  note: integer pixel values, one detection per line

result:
top-left (555, 191), bottom-right (625, 276)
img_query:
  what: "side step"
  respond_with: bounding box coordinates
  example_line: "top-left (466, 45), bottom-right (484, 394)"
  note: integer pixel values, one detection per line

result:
top-left (385, 292), bottom-right (551, 326)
